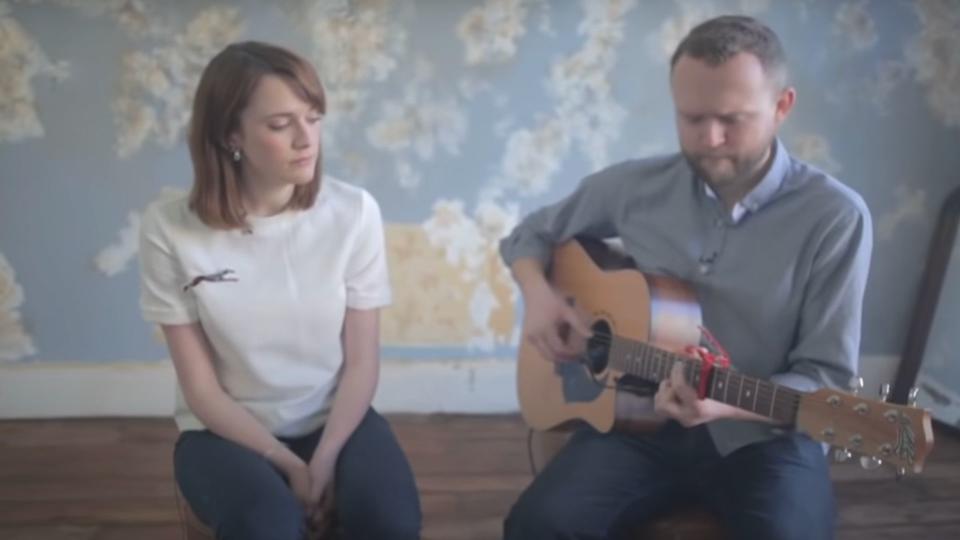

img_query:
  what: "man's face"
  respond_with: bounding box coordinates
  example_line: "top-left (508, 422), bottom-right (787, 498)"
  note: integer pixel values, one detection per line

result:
top-left (670, 52), bottom-right (793, 191)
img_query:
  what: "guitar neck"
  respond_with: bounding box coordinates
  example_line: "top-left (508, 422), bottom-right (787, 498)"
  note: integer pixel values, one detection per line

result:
top-left (608, 336), bottom-right (801, 426)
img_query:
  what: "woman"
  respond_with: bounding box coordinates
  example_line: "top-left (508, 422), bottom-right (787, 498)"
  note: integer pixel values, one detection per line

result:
top-left (139, 41), bottom-right (421, 540)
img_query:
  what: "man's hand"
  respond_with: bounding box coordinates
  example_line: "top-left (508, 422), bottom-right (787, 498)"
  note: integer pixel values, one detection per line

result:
top-left (654, 363), bottom-right (723, 427)
top-left (522, 280), bottom-right (592, 363)
top-left (654, 363), bottom-right (773, 426)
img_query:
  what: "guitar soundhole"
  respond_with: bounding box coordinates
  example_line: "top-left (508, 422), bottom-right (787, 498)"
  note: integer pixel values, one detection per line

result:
top-left (585, 320), bottom-right (612, 375)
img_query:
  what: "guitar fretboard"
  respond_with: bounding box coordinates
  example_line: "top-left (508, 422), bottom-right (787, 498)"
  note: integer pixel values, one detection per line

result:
top-left (607, 335), bottom-right (801, 425)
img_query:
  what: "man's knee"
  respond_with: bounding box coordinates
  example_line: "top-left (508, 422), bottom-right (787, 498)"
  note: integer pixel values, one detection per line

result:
top-left (731, 500), bottom-right (835, 540)
top-left (504, 490), bottom-right (585, 539)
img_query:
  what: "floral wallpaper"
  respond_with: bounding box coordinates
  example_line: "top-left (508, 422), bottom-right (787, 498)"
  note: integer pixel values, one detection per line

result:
top-left (0, 0), bottom-right (957, 368)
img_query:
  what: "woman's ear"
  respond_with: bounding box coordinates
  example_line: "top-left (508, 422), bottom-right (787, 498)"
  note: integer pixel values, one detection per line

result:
top-left (225, 131), bottom-right (241, 152)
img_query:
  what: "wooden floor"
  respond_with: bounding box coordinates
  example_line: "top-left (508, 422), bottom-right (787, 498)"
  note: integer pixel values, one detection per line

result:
top-left (1, 415), bottom-right (958, 539)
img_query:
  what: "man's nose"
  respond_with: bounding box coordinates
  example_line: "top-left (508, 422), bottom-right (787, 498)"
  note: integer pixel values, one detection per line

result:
top-left (701, 121), bottom-right (725, 148)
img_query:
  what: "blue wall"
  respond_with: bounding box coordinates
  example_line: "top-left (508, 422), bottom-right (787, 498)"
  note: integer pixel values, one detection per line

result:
top-left (1, 0), bottom-right (957, 366)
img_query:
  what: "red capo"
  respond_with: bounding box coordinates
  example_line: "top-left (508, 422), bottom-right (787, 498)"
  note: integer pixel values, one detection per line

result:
top-left (683, 326), bottom-right (731, 400)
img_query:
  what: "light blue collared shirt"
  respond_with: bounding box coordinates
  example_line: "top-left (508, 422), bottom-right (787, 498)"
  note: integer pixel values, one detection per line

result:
top-left (702, 144), bottom-right (787, 224)
top-left (500, 139), bottom-right (873, 454)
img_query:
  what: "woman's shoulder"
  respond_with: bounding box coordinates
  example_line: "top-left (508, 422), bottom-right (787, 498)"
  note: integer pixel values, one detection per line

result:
top-left (319, 175), bottom-right (379, 213)
top-left (142, 189), bottom-right (195, 234)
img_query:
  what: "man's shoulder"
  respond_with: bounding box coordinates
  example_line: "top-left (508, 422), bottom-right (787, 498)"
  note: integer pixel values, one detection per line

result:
top-left (595, 152), bottom-right (685, 178)
top-left (783, 158), bottom-right (871, 225)
top-left (585, 152), bottom-right (687, 190)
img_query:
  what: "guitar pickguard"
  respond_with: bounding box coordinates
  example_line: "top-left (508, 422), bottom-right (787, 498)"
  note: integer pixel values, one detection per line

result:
top-left (558, 361), bottom-right (606, 404)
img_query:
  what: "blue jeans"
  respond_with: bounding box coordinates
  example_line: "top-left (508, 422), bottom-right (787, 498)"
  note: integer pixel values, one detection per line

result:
top-left (175, 408), bottom-right (421, 540)
top-left (504, 422), bottom-right (835, 540)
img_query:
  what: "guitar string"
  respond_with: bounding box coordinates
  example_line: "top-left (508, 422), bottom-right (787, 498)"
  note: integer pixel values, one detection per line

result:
top-left (577, 353), bottom-right (802, 420)
top-left (575, 335), bottom-right (803, 414)
top-left (566, 337), bottom-right (915, 469)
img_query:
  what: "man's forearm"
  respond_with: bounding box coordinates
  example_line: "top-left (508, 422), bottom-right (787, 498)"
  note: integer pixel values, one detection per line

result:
top-left (511, 257), bottom-right (550, 294)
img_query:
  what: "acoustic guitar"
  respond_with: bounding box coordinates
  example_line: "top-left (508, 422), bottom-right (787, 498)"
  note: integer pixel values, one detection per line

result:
top-left (516, 238), bottom-right (934, 474)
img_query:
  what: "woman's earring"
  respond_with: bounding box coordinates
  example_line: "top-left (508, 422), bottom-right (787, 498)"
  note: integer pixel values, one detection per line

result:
top-left (232, 148), bottom-right (241, 162)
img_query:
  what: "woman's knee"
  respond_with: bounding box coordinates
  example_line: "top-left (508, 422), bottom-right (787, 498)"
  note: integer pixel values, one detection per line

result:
top-left (218, 492), bottom-right (306, 540)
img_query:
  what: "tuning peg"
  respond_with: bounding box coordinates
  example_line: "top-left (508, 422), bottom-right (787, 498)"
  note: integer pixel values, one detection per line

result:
top-left (896, 467), bottom-right (906, 481)
top-left (850, 376), bottom-right (864, 395)
top-left (833, 447), bottom-right (852, 463)
top-left (879, 383), bottom-right (891, 402)
top-left (859, 455), bottom-right (882, 470)
top-left (908, 387), bottom-right (920, 407)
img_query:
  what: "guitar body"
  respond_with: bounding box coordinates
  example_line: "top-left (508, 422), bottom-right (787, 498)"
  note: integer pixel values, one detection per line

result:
top-left (517, 238), bottom-right (703, 433)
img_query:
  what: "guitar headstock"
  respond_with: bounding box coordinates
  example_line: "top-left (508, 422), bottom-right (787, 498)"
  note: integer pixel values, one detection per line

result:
top-left (797, 386), bottom-right (934, 474)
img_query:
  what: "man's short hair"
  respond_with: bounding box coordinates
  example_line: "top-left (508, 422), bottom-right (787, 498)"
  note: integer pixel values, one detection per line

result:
top-left (670, 15), bottom-right (788, 87)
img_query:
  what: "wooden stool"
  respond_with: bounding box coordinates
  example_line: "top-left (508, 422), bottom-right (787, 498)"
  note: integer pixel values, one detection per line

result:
top-left (530, 430), bottom-right (726, 540)
top-left (174, 483), bottom-right (342, 539)
top-left (174, 484), bottom-right (214, 540)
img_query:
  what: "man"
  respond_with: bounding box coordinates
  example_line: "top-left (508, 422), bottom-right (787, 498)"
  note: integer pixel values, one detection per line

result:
top-left (500, 15), bottom-right (872, 540)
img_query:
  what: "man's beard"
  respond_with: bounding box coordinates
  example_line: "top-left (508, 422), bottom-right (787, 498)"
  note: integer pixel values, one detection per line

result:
top-left (683, 144), bottom-right (771, 187)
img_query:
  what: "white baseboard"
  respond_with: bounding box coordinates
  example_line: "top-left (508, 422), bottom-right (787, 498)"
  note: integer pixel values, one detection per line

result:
top-left (0, 355), bottom-right (901, 419)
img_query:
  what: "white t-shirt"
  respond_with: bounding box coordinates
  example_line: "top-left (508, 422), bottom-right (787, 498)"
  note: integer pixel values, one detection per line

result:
top-left (139, 177), bottom-right (391, 437)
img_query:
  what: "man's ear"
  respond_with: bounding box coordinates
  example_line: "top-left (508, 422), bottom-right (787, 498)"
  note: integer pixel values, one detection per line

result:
top-left (774, 86), bottom-right (796, 126)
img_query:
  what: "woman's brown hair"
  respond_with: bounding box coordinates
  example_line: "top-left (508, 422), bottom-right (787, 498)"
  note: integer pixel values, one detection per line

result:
top-left (188, 41), bottom-right (325, 230)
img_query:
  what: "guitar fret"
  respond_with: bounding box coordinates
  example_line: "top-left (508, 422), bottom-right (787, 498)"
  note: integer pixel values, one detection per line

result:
top-left (769, 383), bottom-right (777, 418)
top-left (733, 374), bottom-right (743, 407)
top-left (713, 369), bottom-right (723, 400)
top-left (641, 343), bottom-right (650, 379)
top-left (737, 375), bottom-right (744, 408)
top-left (739, 376), bottom-right (755, 412)
top-left (646, 348), bottom-right (654, 379)
top-left (751, 378), bottom-right (759, 413)
top-left (645, 348), bottom-right (652, 378)
top-left (755, 381), bottom-right (767, 415)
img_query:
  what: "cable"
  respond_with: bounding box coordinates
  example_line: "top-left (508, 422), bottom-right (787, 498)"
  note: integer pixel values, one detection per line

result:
top-left (526, 427), bottom-right (537, 476)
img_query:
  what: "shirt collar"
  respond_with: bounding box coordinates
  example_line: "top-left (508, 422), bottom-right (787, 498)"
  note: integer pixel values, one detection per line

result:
top-left (703, 138), bottom-right (789, 223)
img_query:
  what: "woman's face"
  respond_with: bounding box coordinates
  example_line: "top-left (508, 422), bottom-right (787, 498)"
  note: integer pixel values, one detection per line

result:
top-left (230, 74), bottom-right (322, 190)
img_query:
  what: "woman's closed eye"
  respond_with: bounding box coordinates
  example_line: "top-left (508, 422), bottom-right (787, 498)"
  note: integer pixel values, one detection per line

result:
top-left (268, 119), bottom-right (290, 130)
top-left (268, 115), bottom-right (321, 130)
